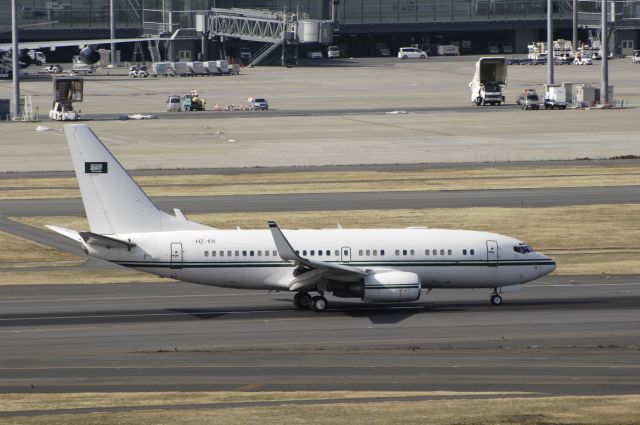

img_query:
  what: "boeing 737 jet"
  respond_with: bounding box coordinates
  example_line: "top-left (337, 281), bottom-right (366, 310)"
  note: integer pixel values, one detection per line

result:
top-left (48, 125), bottom-right (556, 312)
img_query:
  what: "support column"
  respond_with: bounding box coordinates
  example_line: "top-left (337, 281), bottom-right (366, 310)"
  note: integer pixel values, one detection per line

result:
top-left (110, 0), bottom-right (116, 66)
top-left (573, 0), bottom-right (578, 51)
top-left (11, 0), bottom-right (20, 119)
top-left (601, 0), bottom-right (609, 104)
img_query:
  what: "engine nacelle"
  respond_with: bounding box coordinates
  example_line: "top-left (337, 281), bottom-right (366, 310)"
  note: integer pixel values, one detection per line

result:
top-left (362, 271), bottom-right (421, 302)
top-left (79, 47), bottom-right (101, 65)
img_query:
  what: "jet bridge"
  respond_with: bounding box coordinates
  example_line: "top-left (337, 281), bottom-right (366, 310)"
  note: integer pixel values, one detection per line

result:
top-left (200, 8), bottom-right (334, 66)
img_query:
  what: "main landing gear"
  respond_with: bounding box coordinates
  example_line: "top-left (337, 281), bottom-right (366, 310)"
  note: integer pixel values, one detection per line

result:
top-left (293, 291), bottom-right (328, 312)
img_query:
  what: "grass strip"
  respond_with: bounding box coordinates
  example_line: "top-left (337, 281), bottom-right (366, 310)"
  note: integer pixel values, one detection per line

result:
top-left (2, 164), bottom-right (640, 199)
top-left (0, 394), bottom-right (638, 425)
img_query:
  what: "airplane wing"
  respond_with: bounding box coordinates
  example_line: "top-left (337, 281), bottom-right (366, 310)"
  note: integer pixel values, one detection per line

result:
top-left (268, 221), bottom-right (367, 280)
top-left (0, 36), bottom-right (171, 51)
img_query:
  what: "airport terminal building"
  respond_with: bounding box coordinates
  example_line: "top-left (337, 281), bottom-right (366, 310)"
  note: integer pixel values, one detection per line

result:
top-left (1, 0), bottom-right (639, 58)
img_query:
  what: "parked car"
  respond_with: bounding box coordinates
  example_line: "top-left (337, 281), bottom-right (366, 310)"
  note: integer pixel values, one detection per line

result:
top-left (248, 97), bottom-right (269, 110)
top-left (397, 47), bottom-right (427, 59)
top-left (306, 51), bottom-right (323, 59)
top-left (166, 95), bottom-right (182, 112)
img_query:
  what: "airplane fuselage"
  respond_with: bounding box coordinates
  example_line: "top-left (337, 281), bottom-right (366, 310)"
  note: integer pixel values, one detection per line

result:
top-left (87, 228), bottom-right (555, 292)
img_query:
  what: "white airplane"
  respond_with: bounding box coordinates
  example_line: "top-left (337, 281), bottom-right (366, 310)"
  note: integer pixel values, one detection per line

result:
top-left (48, 125), bottom-right (556, 312)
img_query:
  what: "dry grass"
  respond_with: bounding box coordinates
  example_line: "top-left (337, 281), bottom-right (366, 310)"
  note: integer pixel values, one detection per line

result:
top-left (0, 394), bottom-right (638, 425)
top-left (0, 391), bottom-right (529, 412)
top-left (0, 268), bottom-right (173, 286)
top-left (2, 164), bottom-right (640, 199)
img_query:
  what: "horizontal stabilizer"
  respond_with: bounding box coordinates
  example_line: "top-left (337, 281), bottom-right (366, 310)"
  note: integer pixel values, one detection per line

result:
top-left (79, 232), bottom-right (136, 249)
top-left (45, 225), bottom-right (83, 243)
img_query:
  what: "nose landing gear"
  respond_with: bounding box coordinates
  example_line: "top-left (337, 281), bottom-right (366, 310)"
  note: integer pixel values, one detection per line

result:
top-left (490, 291), bottom-right (503, 306)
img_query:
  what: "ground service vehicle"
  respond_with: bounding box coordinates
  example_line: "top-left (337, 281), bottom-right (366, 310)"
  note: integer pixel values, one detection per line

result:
top-left (519, 90), bottom-right (540, 110)
top-left (43, 64), bottom-right (63, 73)
top-left (166, 95), bottom-right (181, 112)
top-left (631, 50), bottom-right (640, 63)
top-left (129, 65), bottom-right (148, 78)
top-left (49, 102), bottom-right (79, 120)
top-left (544, 85), bottom-right (568, 109)
top-left (183, 94), bottom-right (205, 111)
top-left (469, 57), bottom-right (507, 106)
top-left (249, 97), bottom-right (269, 110)
top-left (327, 46), bottom-right (341, 58)
top-left (398, 47), bottom-right (427, 59)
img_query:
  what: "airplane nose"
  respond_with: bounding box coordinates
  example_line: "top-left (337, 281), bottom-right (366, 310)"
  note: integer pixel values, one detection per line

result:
top-left (542, 256), bottom-right (556, 275)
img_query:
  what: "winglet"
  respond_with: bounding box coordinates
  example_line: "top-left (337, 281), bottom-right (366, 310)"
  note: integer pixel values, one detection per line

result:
top-left (268, 221), bottom-right (300, 262)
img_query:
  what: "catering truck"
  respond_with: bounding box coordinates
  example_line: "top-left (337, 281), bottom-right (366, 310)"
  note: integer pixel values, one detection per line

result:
top-left (469, 57), bottom-right (507, 106)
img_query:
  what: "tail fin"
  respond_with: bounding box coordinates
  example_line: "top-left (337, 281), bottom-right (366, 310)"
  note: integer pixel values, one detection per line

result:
top-left (64, 124), bottom-right (208, 234)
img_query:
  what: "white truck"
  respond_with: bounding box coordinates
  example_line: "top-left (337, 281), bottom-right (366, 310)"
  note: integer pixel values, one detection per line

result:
top-left (544, 85), bottom-right (569, 109)
top-left (469, 57), bottom-right (507, 106)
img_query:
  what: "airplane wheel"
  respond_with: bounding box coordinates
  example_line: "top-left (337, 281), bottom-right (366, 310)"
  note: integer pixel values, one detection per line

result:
top-left (293, 292), bottom-right (311, 309)
top-left (310, 296), bottom-right (328, 312)
top-left (490, 294), bottom-right (503, 306)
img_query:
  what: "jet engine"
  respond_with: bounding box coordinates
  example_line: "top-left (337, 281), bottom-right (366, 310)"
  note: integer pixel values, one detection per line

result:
top-left (329, 271), bottom-right (421, 302)
top-left (79, 46), bottom-right (101, 65)
top-left (362, 271), bottom-right (421, 302)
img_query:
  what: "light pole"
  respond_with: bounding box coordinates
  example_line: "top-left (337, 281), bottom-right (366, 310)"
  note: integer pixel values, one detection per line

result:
top-left (11, 0), bottom-right (20, 119)
top-left (573, 0), bottom-right (578, 51)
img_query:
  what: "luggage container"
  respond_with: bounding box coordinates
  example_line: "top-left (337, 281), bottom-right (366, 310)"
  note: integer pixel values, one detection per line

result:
top-left (188, 61), bottom-right (205, 75)
top-left (216, 60), bottom-right (230, 75)
top-left (204, 61), bottom-right (220, 75)
top-left (171, 62), bottom-right (189, 77)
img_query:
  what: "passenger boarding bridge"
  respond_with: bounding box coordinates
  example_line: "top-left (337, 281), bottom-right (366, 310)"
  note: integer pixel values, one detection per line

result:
top-left (198, 8), bottom-right (334, 66)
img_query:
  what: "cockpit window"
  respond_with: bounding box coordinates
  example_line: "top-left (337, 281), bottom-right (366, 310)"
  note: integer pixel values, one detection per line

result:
top-left (513, 243), bottom-right (534, 254)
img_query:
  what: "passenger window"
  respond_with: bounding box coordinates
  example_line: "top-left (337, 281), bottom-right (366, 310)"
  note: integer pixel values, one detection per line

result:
top-left (432, 250), bottom-right (437, 255)
top-left (373, 250), bottom-right (377, 256)
top-left (440, 250), bottom-right (444, 255)
top-left (403, 250), bottom-right (407, 256)
top-left (448, 249), bottom-right (452, 255)
top-left (242, 251), bottom-right (247, 257)
top-left (310, 250), bottom-right (315, 256)
top-left (204, 251), bottom-right (209, 257)
top-left (425, 250), bottom-right (429, 256)
top-left (257, 251), bottom-right (262, 256)
top-left (212, 251), bottom-right (216, 257)
top-left (463, 249), bottom-right (467, 255)
top-left (234, 250), bottom-right (239, 257)
top-left (381, 250), bottom-right (385, 255)
top-left (295, 250), bottom-right (299, 255)
top-left (410, 250), bottom-right (415, 256)
top-left (273, 250), bottom-right (278, 257)
top-left (359, 250), bottom-right (363, 256)
top-left (470, 249), bottom-right (475, 255)
top-left (326, 250), bottom-right (331, 256)
top-left (395, 249), bottom-right (400, 256)
top-left (366, 250), bottom-right (370, 256)
top-left (303, 250), bottom-right (307, 256)
top-left (250, 251), bottom-right (254, 256)
top-left (220, 251), bottom-right (224, 257)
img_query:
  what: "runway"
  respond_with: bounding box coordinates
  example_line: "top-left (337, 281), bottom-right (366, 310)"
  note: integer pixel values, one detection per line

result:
top-left (1, 276), bottom-right (639, 395)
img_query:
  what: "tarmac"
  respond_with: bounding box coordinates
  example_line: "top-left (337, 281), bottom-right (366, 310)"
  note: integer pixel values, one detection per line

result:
top-left (2, 56), bottom-right (640, 171)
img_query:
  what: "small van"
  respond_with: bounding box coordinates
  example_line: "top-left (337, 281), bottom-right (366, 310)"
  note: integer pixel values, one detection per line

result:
top-left (397, 47), bottom-right (427, 59)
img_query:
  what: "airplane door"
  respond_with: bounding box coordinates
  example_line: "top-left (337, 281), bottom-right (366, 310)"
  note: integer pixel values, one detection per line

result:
top-left (341, 246), bottom-right (351, 263)
top-left (170, 242), bottom-right (183, 269)
top-left (486, 240), bottom-right (498, 267)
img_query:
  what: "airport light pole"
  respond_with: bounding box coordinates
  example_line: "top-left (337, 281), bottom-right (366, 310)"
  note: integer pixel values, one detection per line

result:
top-left (11, 0), bottom-right (20, 119)
top-left (573, 0), bottom-right (578, 51)
top-left (601, 0), bottom-right (609, 105)
top-left (547, 0), bottom-right (554, 85)
top-left (110, 0), bottom-right (116, 66)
